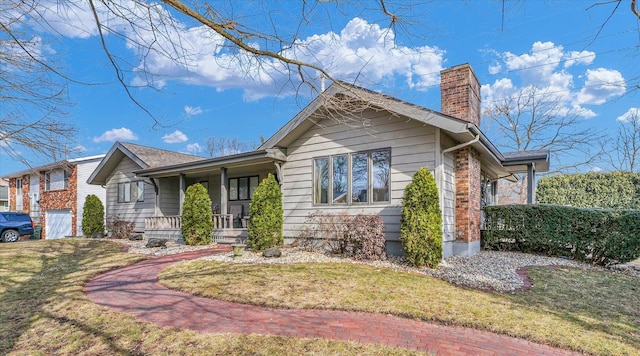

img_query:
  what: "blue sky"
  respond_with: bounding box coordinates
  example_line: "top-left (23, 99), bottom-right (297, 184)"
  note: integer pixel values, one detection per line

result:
top-left (1, 0), bottom-right (638, 176)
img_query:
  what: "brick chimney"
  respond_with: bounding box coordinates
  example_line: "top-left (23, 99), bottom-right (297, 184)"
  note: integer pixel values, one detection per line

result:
top-left (440, 64), bottom-right (481, 126)
top-left (440, 64), bottom-right (482, 257)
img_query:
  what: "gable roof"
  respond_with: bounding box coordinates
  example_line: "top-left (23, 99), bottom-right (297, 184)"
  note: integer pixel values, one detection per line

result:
top-left (259, 82), bottom-right (547, 180)
top-left (87, 142), bottom-right (204, 185)
top-left (2, 154), bottom-right (106, 179)
top-left (260, 82), bottom-right (474, 149)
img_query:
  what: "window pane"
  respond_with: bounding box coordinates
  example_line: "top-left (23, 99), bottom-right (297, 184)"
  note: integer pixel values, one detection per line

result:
top-left (63, 170), bottom-right (69, 189)
top-left (332, 155), bottom-right (347, 203)
top-left (229, 179), bottom-right (238, 200)
top-left (136, 181), bottom-right (145, 202)
top-left (124, 182), bottom-right (131, 203)
top-left (249, 176), bottom-right (259, 198)
top-left (118, 183), bottom-right (125, 203)
top-left (45, 174), bottom-right (50, 191)
top-left (239, 177), bottom-right (249, 200)
top-left (372, 150), bottom-right (390, 202)
top-left (314, 158), bottom-right (329, 204)
top-left (351, 153), bottom-right (368, 203)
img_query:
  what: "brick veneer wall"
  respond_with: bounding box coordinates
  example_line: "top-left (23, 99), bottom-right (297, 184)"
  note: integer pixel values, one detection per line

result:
top-left (8, 175), bottom-right (31, 213)
top-left (39, 166), bottom-right (78, 239)
top-left (440, 64), bottom-right (483, 245)
top-left (454, 146), bottom-right (481, 242)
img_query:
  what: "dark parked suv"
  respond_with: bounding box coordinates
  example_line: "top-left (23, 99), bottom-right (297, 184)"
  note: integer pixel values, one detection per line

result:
top-left (0, 212), bottom-right (35, 242)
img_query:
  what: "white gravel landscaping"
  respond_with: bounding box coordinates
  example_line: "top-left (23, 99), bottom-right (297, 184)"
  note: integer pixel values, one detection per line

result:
top-left (107, 237), bottom-right (637, 293)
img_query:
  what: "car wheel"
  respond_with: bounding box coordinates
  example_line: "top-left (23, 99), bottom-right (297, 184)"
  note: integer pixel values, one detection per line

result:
top-left (1, 230), bottom-right (19, 242)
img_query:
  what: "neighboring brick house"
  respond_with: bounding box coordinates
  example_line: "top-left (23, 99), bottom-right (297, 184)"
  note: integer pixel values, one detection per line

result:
top-left (3, 155), bottom-right (106, 239)
top-left (0, 178), bottom-right (9, 212)
top-left (90, 64), bottom-right (550, 257)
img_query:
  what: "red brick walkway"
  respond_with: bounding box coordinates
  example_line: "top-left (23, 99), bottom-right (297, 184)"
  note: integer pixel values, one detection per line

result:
top-left (86, 247), bottom-right (577, 355)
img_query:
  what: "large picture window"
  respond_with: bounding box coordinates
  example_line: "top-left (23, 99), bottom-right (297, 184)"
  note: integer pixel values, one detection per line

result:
top-left (313, 149), bottom-right (391, 205)
top-left (229, 176), bottom-right (259, 201)
top-left (118, 181), bottom-right (145, 203)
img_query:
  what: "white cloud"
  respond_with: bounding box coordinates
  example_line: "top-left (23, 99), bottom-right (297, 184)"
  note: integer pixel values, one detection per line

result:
top-left (120, 14), bottom-right (445, 98)
top-left (563, 50), bottom-right (595, 68)
top-left (19, 1), bottom-right (447, 99)
top-left (184, 106), bottom-right (203, 116)
top-left (483, 42), bottom-right (625, 118)
top-left (93, 127), bottom-right (138, 142)
top-left (616, 108), bottom-right (640, 123)
top-left (590, 166), bottom-right (602, 173)
top-left (162, 130), bottom-right (188, 144)
top-left (575, 68), bottom-right (626, 105)
top-left (186, 142), bottom-right (203, 153)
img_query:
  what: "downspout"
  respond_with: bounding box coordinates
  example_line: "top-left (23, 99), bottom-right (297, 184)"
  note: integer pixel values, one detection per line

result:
top-left (440, 132), bottom-right (480, 248)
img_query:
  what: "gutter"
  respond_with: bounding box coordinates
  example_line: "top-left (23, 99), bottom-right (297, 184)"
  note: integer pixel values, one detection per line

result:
top-left (442, 133), bottom-right (480, 155)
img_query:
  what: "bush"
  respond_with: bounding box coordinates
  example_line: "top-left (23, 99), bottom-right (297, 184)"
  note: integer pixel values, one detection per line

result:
top-left (296, 212), bottom-right (349, 253)
top-left (181, 183), bottom-right (213, 246)
top-left (81, 194), bottom-right (105, 237)
top-left (537, 171), bottom-right (640, 209)
top-left (297, 212), bottom-right (387, 261)
top-left (106, 215), bottom-right (135, 239)
top-left (482, 204), bottom-right (640, 265)
top-left (343, 214), bottom-right (387, 261)
top-left (400, 167), bottom-right (442, 268)
top-left (248, 174), bottom-right (283, 251)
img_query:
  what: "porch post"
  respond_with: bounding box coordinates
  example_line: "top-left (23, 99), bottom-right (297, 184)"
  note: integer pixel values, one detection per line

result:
top-left (527, 164), bottom-right (535, 204)
top-left (179, 173), bottom-right (186, 214)
top-left (220, 167), bottom-right (228, 214)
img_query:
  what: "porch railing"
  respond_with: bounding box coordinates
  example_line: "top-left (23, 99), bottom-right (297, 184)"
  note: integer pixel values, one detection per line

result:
top-left (145, 214), bottom-right (235, 231)
top-left (213, 214), bottom-right (233, 229)
top-left (146, 216), bottom-right (181, 230)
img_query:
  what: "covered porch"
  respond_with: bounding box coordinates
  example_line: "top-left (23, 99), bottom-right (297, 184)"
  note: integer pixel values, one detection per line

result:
top-left (137, 149), bottom-right (286, 243)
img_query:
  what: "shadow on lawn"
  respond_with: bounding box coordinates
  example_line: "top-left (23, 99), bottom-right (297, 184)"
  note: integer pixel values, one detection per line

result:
top-left (0, 240), bottom-right (137, 354)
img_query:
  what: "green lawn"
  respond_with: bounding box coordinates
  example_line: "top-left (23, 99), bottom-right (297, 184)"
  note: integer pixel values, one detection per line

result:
top-left (160, 258), bottom-right (640, 355)
top-left (0, 240), bottom-right (421, 355)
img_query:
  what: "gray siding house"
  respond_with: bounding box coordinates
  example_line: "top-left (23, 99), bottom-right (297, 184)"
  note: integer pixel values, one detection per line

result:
top-left (88, 64), bottom-right (549, 257)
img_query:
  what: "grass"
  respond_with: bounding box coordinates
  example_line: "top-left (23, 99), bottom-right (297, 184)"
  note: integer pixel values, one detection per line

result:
top-left (160, 259), bottom-right (640, 355)
top-left (0, 240), bottom-right (422, 355)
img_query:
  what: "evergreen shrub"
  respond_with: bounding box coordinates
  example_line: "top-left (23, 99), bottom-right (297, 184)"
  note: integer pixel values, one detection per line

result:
top-left (537, 171), bottom-right (640, 209)
top-left (82, 194), bottom-right (105, 237)
top-left (482, 204), bottom-right (640, 265)
top-left (247, 174), bottom-right (283, 251)
top-left (181, 183), bottom-right (213, 245)
top-left (400, 167), bottom-right (442, 268)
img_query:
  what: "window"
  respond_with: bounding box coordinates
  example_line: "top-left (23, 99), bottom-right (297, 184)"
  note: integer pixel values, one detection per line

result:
top-left (313, 149), bottom-right (391, 206)
top-left (45, 170), bottom-right (69, 191)
top-left (229, 176), bottom-right (259, 201)
top-left (118, 181), bottom-right (145, 203)
top-left (16, 179), bottom-right (22, 195)
top-left (63, 170), bottom-right (69, 189)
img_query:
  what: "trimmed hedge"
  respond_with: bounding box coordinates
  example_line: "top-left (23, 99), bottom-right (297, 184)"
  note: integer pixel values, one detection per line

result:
top-left (537, 171), bottom-right (640, 209)
top-left (482, 204), bottom-right (640, 265)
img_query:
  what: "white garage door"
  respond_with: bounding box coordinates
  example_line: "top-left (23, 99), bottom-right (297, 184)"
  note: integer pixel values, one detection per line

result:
top-left (46, 210), bottom-right (72, 239)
